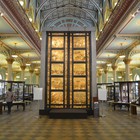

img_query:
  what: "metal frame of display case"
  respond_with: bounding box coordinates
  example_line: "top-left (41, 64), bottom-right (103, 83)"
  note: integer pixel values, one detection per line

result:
top-left (46, 31), bottom-right (92, 110)
top-left (24, 84), bottom-right (39, 101)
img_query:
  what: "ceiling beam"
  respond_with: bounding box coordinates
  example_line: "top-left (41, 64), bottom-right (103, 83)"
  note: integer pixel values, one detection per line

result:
top-left (117, 33), bottom-right (140, 37)
top-left (0, 33), bottom-right (21, 37)
top-left (96, 0), bottom-right (140, 54)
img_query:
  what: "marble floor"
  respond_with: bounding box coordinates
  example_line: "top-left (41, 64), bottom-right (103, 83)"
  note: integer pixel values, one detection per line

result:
top-left (0, 102), bottom-right (140, 140)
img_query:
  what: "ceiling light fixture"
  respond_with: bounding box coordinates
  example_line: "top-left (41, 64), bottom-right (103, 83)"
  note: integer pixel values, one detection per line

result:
top-left (16, 76), bottom-right (20, 79)
top-left (19, 1), bottom-right (24, 6)
top-left (118, 76), bottom-right (122, 79)
top-left (119, 55), bottom-right (125, 58)
top-left (0, 12), bottom-right (4, 16)
top-left (131, 13), bottom-right (136, 18)
top-left (107, 63), bottom-right (112, 66)
top-left (114, 2), bottom-right (118, 6)
top-left (29, 17), bottom-right (32, 22)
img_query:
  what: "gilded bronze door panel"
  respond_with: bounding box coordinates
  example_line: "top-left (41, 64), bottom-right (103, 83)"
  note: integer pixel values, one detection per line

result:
top-left (46, 32), bottom-right (91, 109)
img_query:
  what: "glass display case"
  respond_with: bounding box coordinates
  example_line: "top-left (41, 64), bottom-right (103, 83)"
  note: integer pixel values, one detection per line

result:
top-left (1, 81), bottom-right (25, 101)
top-left (24, 84), bottom-right (39, 100)
top-left (46, 32), bottom-right (91, 109)
top-left (0, 80), bottom-right (5, 101)
top-left (114, 81), bottom-right (140, 104)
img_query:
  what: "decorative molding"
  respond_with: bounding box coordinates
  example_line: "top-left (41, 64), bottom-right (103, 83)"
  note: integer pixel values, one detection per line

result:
top-left (0, 0), bottom-right (41, 53)
top-left (96, 0), bottom-right (140, 54)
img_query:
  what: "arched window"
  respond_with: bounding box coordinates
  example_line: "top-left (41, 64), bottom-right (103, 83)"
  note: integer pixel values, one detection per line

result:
top-left (134, 74), bottom-right (140, 81)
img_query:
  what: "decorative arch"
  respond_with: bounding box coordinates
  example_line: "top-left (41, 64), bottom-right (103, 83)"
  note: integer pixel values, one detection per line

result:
top-left (36, 0), bottom-right (103, 21)
top-left (134, 74), bottom-right (140, 81)
top-left (40, 6), bottom-right (97, 31)
top-left (47, 17), bottom-right (91, 28)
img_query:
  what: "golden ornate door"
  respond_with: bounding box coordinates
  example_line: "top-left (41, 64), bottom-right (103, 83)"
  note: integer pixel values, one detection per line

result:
top-left (46, 32), bottom-right (91, 109)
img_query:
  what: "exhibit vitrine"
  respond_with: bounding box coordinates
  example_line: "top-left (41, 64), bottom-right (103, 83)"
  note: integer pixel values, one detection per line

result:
top-left (114, 81), bottom-right (140, 104)
top-left (46, 32), bottom-right (91, 109)
top-left (0, 80), bottom-right (5, 100)
top-left (0, 81), bottom-right (25, 101)
top-left (24, 84), bottom-right (39, 100)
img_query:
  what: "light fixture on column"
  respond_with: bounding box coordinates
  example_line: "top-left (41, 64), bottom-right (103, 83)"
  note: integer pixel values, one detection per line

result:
top-left (118, 76), bottom-right (122, 79)
top-left (107, 63), bottom-right (112, 66)
top-left (119, 55), bottom-right (125, 58)
top-left (16, 76), bottom-right (20, 79)
top-left (11, 43), bottom-right (18, 58)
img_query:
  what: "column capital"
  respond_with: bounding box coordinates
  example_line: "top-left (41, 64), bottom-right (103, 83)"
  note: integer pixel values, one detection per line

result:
top-left (123, 58), bottom-right (131, 65)
top-left (29, 69), bottom-right (34, 74)
top-left (98, 71), bottom-right (102, 76)
top-left (35, 71), bottom-right (40, 76)
top-left (20, 65), bottom-right (26, 71)
top-left (112, 65), bottom-right (117, 71)
top-left (6, 58), bottom-right (14, 64)
top-left (104, 69), bottom-right (108, 74)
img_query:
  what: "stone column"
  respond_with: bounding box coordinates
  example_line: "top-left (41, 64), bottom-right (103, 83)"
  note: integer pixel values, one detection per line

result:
top-left (123, 58), bottom-right (131, 81)
top-left (40, 31), bottom-right (47, 110)
top-left (35, 71), bottom-right (40, 85)
top-left (112, 65), bottom-right (117, 82)
top-left (104, 69), bottom-right (108, 83)
top-left (91, 31), bottom-right (97, 99)
top-left (6, 58), bottom-right (14, 81)
top-left (20, 65), bottom-right (26, 81)
top-left (29, 69), bottom-right (34, 84)
top-left (98, 71), bottom-right (102, 83)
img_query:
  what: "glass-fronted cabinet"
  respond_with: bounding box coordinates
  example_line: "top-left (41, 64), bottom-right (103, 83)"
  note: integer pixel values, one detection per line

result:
top-left (46, 32), bottom-right (91, 109)
top-left (114, 81), bottom-right (140, 104)
top-left (1, 81), bottom-right (25, 101)
top-left (24, 84), bottom-right (39, 100)
top-left (0, 80), bottom-right (5, 101)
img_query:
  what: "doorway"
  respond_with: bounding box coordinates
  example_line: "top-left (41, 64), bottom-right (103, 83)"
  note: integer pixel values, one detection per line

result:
top-left (46, 32), bottom-right (91, 109)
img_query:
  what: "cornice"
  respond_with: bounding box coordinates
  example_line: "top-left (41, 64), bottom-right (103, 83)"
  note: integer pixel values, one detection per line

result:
top-left (96, 0), bottom-right (140, 55)
top-left (0, 0), bottom-right (41, 53)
